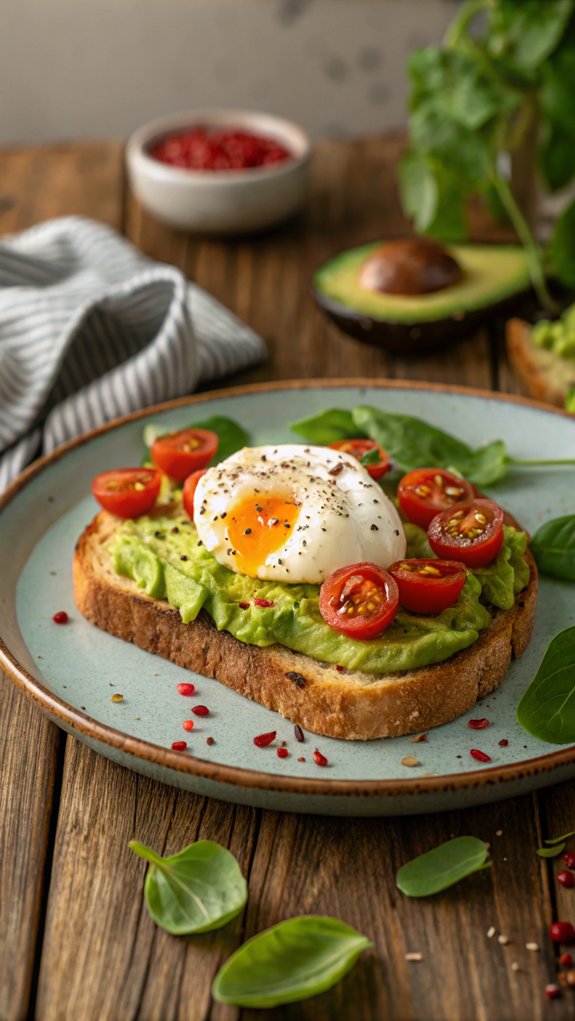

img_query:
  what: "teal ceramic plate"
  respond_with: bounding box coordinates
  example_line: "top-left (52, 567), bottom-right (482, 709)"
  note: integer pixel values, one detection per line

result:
top-left (1, 381), bottom-right (574, 816)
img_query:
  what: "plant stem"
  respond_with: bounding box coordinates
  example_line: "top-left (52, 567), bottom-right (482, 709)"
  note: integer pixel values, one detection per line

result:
top-left (444, 0), bottom-right (489, 48)
top-left (490, 172), bottom-right (561, 314)
top-left (509, 458), bottom-right (575, 468)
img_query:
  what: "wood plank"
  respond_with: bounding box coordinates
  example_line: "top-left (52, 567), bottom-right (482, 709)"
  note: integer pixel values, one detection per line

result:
top-left (0, 139), bottom-right (125, 1021)
top-left (35, 739), bottom-right (251, 1021)
top-left (238, 796), bottom-right (566, 1021)
top-left (0, 678), bottom-right (62, 1021)
top-left (0, 141), bottom-right (124, 231)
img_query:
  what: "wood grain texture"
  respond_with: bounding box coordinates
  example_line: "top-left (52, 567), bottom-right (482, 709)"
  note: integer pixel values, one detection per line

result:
top-left (1, 134), bottom-right (572, 1021)
top-left (0, 138), bottom-right (124, 1021)
top-left (0, 678), bottom-right (63, 1021)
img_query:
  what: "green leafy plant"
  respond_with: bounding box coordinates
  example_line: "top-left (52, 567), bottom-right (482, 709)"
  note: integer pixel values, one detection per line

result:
top-left (517, 626), bottom-right (575, 743)
top-left (400, 0), bottom-right (575, 311)
top-left (396, 836), bottom-right (491, 897)
top-left (129, 839), bottom-right (247, 934)
top-left (212, 916), bottom-right (372, 1008)
top-left (531, 515), bottom-right (575, 580)
top-left (291, 405), bottom-right (575, 485)
top-left (566, 386), bottom-right (575, 412)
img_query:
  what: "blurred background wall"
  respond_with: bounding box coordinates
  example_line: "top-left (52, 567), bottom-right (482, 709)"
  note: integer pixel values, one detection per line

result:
top-left (0, 0), bottom-right (458, 145)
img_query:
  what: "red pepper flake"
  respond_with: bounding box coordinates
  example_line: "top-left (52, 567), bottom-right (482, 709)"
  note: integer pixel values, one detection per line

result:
top-left (558, 871), bottom-right (575, 889)
top-left (313, 749), bottom-right (328, 767)
top-left (52, 610), bottom-right (69, 624)
top-left (470, 748), bottom-right (492, 763)
top-left (410, 733), bottom-right (428, 743)
top-left (253, 730), bottom-right (276, 748)
top-left (238, 601), bottom-right (250, 610)
top-left (183, 719), bottom-right (195, 732)
top-left (545, 984), bottom-right (561, 1000)
top-left (294, 724), bottom-right (304, 743)
top-left (206, 736), bottom-right (215, 746)
top-left (298, 756), bottom-right (306, 762)
top-left (177, 682), bottom-right (195, 696)
top-left (560, 953), bottom-right (573, 967)
top-left (498, 738), bottom-right (509, 747)
top-left (564, 852), bottom-right (575, 869)
top-left (192, 705), bottom-right (209, 716)
top-left (171, 740), bottom-right (187, 751)
top-left (253, 598), bottom-right (275, 608)
top-left (468, 718), bottom-right (489, 730)
top-left (277, 747), bottom-right (289, 759)
top-left (335, 665), bottom-right (346, 673)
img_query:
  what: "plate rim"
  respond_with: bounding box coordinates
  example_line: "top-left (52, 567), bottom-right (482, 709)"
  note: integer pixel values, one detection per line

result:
top-left (1, 376), bottom-right (574, 801)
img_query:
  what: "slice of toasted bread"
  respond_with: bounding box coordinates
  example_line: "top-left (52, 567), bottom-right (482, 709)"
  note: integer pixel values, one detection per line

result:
top-left (506, 317), bottom-right (575, 407)
top-left (73, 511), bottom-right (538, 740)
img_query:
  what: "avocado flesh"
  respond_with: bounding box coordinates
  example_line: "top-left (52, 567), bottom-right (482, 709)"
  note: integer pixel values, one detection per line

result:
top-left (314, 243), bottom-right (531, 324)
top-left (110, 511), bottom-right (529, 677)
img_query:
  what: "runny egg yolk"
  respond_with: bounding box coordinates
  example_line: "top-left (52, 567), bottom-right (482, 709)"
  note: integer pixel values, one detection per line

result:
top-left (227, 496), bottom-right (300, 577)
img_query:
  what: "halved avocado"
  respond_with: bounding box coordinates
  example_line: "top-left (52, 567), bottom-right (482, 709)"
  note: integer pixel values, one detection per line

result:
top-left (313, 241), bottom-right (532, 354)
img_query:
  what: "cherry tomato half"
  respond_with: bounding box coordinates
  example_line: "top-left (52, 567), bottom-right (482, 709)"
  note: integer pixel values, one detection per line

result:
top-left (319, 562), bottom-right (399, 640)
top-left (183, 468), bottom-right (208, 521)
top-left (389, 558), bottom-right (467, 615)
top-left (427, 498), bottom-right (504, 569)
top-left (151, 428), bottom-right (218, 482)
top-left (91, 468), bottom-right (161, 518)
top-left (329, 439), bottom-right (391, 480)
top-left (398, 468), bottom-right (475, 529)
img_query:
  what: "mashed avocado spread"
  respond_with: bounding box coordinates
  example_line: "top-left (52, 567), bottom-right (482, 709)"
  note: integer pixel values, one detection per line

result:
top-left (109, 509), bottom-right (530, 676)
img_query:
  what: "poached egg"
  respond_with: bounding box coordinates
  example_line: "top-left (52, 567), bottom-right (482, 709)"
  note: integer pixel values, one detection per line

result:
top-left (193, 444), bottom-right (406, 584)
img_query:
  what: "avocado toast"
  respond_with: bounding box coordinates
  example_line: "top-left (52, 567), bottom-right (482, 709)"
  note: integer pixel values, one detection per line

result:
top-left (74, 498), bottom-right (537, 741)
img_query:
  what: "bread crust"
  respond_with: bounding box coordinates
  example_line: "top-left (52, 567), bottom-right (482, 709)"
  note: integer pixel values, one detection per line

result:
top-left (73, 511), bottom-right (538, 740)
top-left (506, 317), bottom-right (575, 407)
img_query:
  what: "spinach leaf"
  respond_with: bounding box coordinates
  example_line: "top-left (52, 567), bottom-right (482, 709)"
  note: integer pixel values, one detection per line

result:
top-left (567, 387), bottom-right (575, 413)
top-left (142, 415), bottom-right (249, 466)
top-left (396, 836), bottom-right (491, 897)
top-left (129, 839), bottom-right (247, 935)
top-left (536, 844), bottom-right (566, 858)
top-left (545, 828), bottom-right (575, 845)
top-left (516, 627), bottom-right (575, 744)
top-left (291, 408), bottom-right (357, 445)
top-left (531, 515), bottom-right (575, 581)
top-left (212, 916), bottom-right (371, 1008)
top-left (489, 0), bottom-right (573, 71)
top-left (351, 405), bottom-right (509, 486)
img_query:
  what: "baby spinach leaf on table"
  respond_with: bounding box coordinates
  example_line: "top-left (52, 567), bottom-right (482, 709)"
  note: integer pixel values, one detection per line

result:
top-left (142, 415), bottom-right (249, 466)
top-left (129, 839), bottom-right (247, 935)
top-left (531, 516), bottom-right (575, 581)
top-left (517, 627), bottom-right (575, 744)
top-left (545, 828), bottom-right (575, 845)
top-left (536, 844), bottom-right (566, 858)
top-left (396, 836), bottom-right (491, 898)
top-left (212, 915), bottom-right (372, 1008)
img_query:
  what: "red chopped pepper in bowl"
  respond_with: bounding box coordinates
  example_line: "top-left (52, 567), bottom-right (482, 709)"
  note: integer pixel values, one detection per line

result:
top-left (126, 108), bottom-right (311, 234)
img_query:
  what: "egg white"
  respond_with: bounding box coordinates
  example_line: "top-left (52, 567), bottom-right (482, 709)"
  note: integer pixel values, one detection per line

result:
top-left (193, 444), bottom-right (406, 583)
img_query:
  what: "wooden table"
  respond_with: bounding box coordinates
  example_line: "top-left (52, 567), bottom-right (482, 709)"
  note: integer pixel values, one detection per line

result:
top-left (1, 135), bottom-right (573, 1021)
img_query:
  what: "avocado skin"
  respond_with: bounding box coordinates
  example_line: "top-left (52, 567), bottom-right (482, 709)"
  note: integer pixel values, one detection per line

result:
top-left (313, 242), bottom-right (532, 354)
top-left (315, 289), bottom-right (530, 355)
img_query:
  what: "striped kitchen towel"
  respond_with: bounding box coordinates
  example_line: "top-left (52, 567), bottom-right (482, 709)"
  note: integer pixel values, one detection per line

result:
top-left (0, 216), bottom-right (266, 490)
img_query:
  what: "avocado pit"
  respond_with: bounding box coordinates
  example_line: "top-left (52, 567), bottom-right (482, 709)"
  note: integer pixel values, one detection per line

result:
top-left (359, 238), bottom-right (463, 296)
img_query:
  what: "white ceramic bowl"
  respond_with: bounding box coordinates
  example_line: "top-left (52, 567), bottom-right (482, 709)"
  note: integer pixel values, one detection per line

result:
top-left (126, 108), bottom-right (312, 234)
